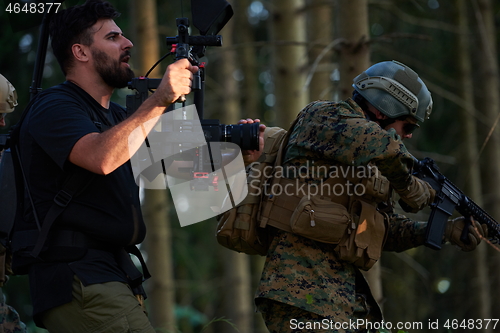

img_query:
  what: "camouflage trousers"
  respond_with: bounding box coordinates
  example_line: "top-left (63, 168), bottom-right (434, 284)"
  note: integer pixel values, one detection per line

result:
top-left (0, 289), bottom-right (27, 333)
top-left (257, 298), bottom-right (386, 333)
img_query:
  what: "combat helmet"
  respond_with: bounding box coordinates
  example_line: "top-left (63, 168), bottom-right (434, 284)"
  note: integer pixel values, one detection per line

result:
top-left (352, 60), bottom-right (432, 123)
top-left (0, 74), bottom-right (18, 114)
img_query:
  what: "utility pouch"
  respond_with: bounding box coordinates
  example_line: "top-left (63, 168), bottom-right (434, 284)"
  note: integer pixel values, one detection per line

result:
top-left (290, 195), bottom-right (351, 244)
top-left (216, 127), bottom-right (288, 256)
top-left (335, 199), bottom-right (386, 271)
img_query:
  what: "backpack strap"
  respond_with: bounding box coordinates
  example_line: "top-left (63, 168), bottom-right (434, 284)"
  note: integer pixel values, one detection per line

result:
top-left (259, 114), bottom-right (302, 231)
top-left (30, 166), bottom-right (94, 258)
top-left (12, 83), bottom-right (103, 259)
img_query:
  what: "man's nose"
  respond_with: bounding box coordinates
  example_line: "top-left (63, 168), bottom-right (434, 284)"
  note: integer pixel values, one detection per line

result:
top-left (124, 37), bottom-right (133, 50)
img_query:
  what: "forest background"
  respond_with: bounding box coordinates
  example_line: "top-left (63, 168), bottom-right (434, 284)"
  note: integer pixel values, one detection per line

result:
top-left (1, 0), bottom-right (500, 332)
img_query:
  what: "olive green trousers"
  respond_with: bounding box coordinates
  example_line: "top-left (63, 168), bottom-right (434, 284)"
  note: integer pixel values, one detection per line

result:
top-left (42, 276), bottom-right (155, 333)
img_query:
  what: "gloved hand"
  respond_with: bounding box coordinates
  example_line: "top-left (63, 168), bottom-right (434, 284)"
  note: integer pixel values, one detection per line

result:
top-left (396, 176), bottom-right (435, 213)
top-left (444, 217), bottom-right (488, 251)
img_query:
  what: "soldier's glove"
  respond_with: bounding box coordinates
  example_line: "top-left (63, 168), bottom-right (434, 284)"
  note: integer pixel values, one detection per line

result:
top-left (444, 217), bottom-right (488, 252)
top-left (396, 176), bottom-right (436, 213)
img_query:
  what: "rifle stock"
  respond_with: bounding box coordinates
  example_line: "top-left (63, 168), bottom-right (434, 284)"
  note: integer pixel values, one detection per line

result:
top-left (411, 157), bottom-right (500, 249)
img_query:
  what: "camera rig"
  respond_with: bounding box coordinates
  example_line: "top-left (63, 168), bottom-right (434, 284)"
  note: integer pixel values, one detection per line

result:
top-left (126, 0), bottom-right (260, 191)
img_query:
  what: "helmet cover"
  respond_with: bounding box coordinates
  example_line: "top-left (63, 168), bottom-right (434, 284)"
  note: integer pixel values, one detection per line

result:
top-left (352, 60), bottom-right (432, 122)
top-left (0, 74), bottom-right (18, 114)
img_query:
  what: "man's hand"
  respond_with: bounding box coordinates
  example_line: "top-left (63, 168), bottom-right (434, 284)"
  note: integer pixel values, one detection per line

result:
top-left (238, 118), bottom-right (266, 165)
top-left (156, 58), bottom-right (199, 105)
top-left (445, 217), bottom-right (488, 251)
top-left (396, 176), bottom-right (436, 213)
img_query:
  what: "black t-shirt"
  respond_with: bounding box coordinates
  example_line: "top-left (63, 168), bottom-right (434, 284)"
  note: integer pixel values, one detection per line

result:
top-left (17, 81), bottom-right (147, 322)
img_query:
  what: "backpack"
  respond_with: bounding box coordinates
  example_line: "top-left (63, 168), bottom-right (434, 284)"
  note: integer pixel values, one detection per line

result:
top-left (0, 84), bottom-right (99, 275)
top-left (215, 126), bottom-right (289, 255)
top-left (215, 106), bottom-right (388, 270)
top-left (2, 83), bottom-right (151, 293)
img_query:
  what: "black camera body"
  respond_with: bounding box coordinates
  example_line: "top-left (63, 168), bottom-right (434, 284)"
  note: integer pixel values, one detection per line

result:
top-left (126, 76), bottom-right (260, 151)
top-left (125, 7), bottom-right (260, 151)
top-left (125, 2), bottom-right (260, 190)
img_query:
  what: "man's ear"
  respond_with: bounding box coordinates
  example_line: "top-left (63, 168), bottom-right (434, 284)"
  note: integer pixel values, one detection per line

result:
top-left (71, 44), bottom-right (90, 63)
top-left (366, 103), bottom-right (387, 120)
top-left (373, 109), bottom-right (388, 120)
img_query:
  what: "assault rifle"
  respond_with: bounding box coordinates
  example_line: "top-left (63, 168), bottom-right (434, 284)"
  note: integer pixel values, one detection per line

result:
top-left (410, 157), bottom-right (500, 250)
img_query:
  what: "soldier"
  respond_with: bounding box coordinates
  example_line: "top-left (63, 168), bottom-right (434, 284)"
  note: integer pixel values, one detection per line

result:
top-left (253, 61), bottom-right (487, 333)
top-left (0, 74), bottom-right (17, 129)
top-left (0, 73), bottom-right (27, 333)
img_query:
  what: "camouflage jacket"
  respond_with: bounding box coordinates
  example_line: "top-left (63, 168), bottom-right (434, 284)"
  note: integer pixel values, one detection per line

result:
top-left (256, 99), bottom-right (427, 320)
top-left (0, 289), bottom-right (27, 333)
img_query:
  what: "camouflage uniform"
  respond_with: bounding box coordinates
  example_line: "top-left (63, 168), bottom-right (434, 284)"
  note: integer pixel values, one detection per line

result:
top-left (0, 289), bottom-right (26, 333)
top-left (256, 99), bottom-right (427, 333)
top-left (0, 158), bottom-right (27, 333)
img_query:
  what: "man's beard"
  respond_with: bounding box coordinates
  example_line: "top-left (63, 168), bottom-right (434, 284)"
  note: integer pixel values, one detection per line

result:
top-left (91, 48), bottom-right (134, 89)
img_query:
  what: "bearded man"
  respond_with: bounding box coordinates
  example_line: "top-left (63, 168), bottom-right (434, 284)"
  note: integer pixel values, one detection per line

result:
top-left (12, 1), bottom-right (197, 332)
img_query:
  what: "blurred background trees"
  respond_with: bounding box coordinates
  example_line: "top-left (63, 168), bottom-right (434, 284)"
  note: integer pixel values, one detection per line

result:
top-left (1, 0), bottom-right (500, 332)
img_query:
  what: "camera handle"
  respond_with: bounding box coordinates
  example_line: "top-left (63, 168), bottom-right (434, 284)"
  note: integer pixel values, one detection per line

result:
top-left (166, 18), bottom-right (222, 119)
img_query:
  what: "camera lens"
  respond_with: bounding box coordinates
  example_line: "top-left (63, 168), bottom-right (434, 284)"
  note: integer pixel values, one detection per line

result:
top-left (221, 122), bottom-right (260, 150)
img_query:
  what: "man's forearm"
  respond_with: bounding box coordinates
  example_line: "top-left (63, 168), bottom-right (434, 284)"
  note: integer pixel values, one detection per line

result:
top-left (68, 59), bottom-right (197, 175)
top-left (68, 93), bottom-right (169, 175)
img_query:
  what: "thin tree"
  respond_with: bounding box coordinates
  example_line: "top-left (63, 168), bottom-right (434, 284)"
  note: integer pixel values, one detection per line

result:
top-left (270, 0), bottom-right (308, 127)
top-left (472, 0), bottom-right (500, 319)
top-left (306, 0), bottom-right (334, 101)
top-left (336, 0), bottom-right (370, 100)
top-left (235, 0), bottom-right (261, 120)
top-left (335, 0), bottom-right (384, 306)
top-left (217, 13), bottom-right (254, 333)
top-left (131, 0), bottom-right (176, 330)
top-left (455, 0), bottom-right (491, 328)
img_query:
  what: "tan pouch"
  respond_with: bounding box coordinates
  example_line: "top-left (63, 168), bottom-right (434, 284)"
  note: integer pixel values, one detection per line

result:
top-left (290, 196), bottom-right (351, 244)
top-left (335, 199), bottom-right (386, 270)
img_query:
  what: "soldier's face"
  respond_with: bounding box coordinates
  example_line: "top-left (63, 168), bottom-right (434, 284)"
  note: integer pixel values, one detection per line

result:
top-left (385, 119), bottom-right (417, 140)
top-left (366, 103), bottom-right (417, 140)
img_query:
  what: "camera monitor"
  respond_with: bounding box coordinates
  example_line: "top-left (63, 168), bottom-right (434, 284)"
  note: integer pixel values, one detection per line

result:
top-left (191, 0), bottom-right (233, 36)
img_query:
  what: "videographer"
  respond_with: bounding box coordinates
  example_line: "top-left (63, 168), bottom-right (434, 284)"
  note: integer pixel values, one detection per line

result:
top-left (11, 0), bottom-right (197, 332)
top-left (0, 73), bottom-right (27, 333)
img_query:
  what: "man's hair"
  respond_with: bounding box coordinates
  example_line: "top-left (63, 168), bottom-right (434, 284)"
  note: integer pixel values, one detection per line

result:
top-left (49, 0), bottom-right (120, 75)
top-left (352, 90), bottom-right (369, 113)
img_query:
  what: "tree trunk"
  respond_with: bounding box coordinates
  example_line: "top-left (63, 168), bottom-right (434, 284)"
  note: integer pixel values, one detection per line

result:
top-left (455, 0), bottom-right (491, 328)
top-left (219, 13), bottom-right (239, 124)
top-left (223, 252), bottom-right (253, 333)
top-left (132, 0), bottom-right (176, 330)
top-left (216, 11), bottom-right (254, 333)
top-left (475, 0), bottom-right (500, 213)
top-left (336, 0), bottom-right (370, 100)
top-left (271, 0), bottom-right (308, 127)
top-left (473, 0), bottom-right (500, 320)
top-left (307, 0), bottom-right (333, 101)
top-left (235, 0), bottom-right (260, 120)
top-left (142, 190), bottom-right (176, 331)
top-left (335, 0), bottom-right (383, 307)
